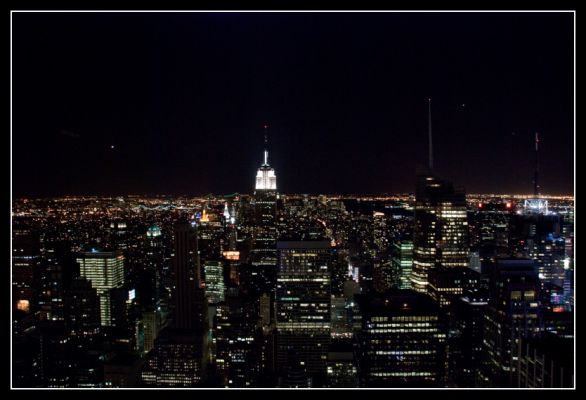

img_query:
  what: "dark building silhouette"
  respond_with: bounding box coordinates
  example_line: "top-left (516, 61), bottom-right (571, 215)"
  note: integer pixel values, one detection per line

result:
top-left (276, 240), bottom-right (332, 385)
top-left (428, 266), bottom-right (479, 309)
top-left (141, 327), bottom-right (206, 387)
top-left (140, 220), bottom-right (208, 387)
top-left (478, 258), bottom-right (540, 387)
top-left (214, 287), bottom-right (259, 387)
top-left (448, 288), bottom-right (489, 387)
top-left (172, 221), bottom-right (205, 330)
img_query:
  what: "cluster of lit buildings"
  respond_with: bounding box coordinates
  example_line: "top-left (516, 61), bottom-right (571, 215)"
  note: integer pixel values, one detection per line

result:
top-left (12, 127), bottom-right (574, 389)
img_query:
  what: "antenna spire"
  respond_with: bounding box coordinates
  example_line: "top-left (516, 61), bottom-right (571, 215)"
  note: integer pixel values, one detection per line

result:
top-left (263, 123), bottom-right (269, 166)
top-left (534, 132), bottom-right (540, 196)
top-left (428, 98), bottom-right (433, 170)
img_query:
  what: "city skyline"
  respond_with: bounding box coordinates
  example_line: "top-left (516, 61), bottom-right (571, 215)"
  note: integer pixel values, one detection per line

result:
top-left (12, 11), bottom-right (574, 197)
top-left (11, 11), bottom-right (575, 389)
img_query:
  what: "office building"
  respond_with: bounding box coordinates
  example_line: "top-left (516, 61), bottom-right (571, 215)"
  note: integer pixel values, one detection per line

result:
top-left (356, 289), bottom-right (447, 387)
top-left (204, 261), bottom-right (225, 304)
top-left (478, 258), bottom-right (540, 387)
top-left (411, 173), bottom-right (469, 294)
top-left (276, 240), bottom-right (332, 384)
top-left (77, 250), bottom-right (124, 326)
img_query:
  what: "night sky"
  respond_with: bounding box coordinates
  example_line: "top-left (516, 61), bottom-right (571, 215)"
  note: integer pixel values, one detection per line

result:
top-left (12, 12), bottom-right (574, 197)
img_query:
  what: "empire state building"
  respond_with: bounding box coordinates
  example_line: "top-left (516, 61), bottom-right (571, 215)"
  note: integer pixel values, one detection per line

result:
top-left (255, 126), bottom-right (277, 191)
top-left (251, 125), bottom-right (279, 269)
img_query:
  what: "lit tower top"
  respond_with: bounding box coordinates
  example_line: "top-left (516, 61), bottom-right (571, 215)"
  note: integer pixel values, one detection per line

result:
top-left (146, 224), bottom-right (162, 238)
top-left (255, 124), bottom-right (277, 191)
top-left (200, 208), bottom-right (209, 223)
top-left (223, 202), bottom-right (231, 220)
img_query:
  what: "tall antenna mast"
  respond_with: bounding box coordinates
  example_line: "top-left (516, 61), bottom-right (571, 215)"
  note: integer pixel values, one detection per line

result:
top-left (428, 98), bottom-right (433, 170)
top-left (263, 123), bottom-right (269, 166)
top-left (534, 132), bottom-right (540, 196)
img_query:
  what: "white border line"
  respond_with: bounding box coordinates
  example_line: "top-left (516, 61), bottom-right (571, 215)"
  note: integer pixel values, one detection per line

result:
top-left (10, 9), bottom-right (576, 390)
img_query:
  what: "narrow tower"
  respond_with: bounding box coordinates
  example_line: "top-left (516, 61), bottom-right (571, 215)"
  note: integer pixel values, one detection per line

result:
top-left (523, 132), bottom-right (548, 214)
top-left (533, 132), bottom-right (540, 197)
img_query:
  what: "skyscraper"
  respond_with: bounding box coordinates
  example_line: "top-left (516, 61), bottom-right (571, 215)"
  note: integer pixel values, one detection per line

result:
top-left (411, 100), bottom-right (470, 295)
top-left (172, 221), bottom-right (204, 330)
top-left (276, 240), bottom-right (332, 384)
top-left (141, 220), bottom-right (208, 387)
top-left (250, 125), bottom-right (279, 269)
top-left (204, 260), bottom-right (225, 304)
top-left (77, 249), bottom-right (124, 326)
top-left (411, 173), bottom-right (469, 294)
top-left (390, 240), bottom-right (413, 289)
top-left (372, 211), bottom-right (388, 252)
top-left (143, 224), bottom-right (163, 312)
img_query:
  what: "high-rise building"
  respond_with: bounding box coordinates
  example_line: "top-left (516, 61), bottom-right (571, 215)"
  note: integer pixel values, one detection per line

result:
top-left (63, 277), bottom-right (104, 387)
top-left (372, 211), bottom-right (388, 252)
top-left (411, 173), bottom-right (469, 294)
top-left (140, 220), bottom-right (208, 387)
top-left (77, 250), bottom-right (124, 326)
top-left (214, 288), bottom-right (259, 387)
top-left (142, 224), bottom-right (163, 312)
top-left (411, 100), bottom-right (469, 296)
top-left (355, 289), bottom-right (447, 387)
top-left (142, 309), bottom-right (162, 354)
top-left (204, 261), bottom-right (225, 304)
top-left (37, 241), bottom-right (78, 322)
top-left (448, 288), bottom-right (489, 387)
top-left (171, 221), bottom-right (205, 331)
top-left (276, 240), bottom-right (332, 384)
top-left (390, 240), bottom-right (413, 289)
top-left (478, 258), bottom-right (540, 387)
top-left (250, 125), bottom-right (279, 269)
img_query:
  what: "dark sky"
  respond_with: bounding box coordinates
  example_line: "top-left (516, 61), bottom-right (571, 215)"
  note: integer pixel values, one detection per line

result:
top-left (12, 12), bottom-right (574, 197)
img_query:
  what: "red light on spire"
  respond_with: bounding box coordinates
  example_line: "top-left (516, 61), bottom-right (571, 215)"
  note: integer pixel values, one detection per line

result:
top-left (478, 202), bottom-right (483, 208)
top-left (264, 124), bottom-right (268, 129)
top-left (506, 202), bottom-right (512, 208)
